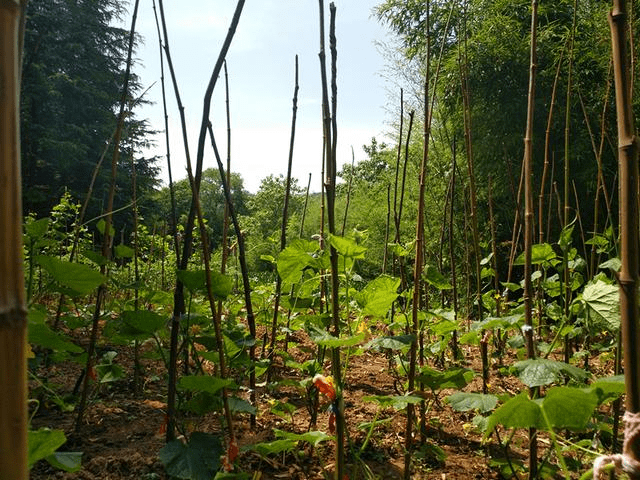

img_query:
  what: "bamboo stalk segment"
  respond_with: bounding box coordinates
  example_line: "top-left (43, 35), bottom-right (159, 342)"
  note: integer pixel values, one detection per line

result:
top-left (0, 1), bottom-right (28, 479)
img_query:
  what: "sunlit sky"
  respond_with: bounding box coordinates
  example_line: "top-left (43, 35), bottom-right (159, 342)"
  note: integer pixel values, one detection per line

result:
top-left (131, 0), bottom-right (394, 193)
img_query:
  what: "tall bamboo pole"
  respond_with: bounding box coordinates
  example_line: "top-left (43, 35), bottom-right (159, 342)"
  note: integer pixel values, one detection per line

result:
top-left (0, 1), bottom-right (28, 479)
top-left (523, 1), bottom-right (539, 478)
top-left (610, 1), bottom-right (640, 477)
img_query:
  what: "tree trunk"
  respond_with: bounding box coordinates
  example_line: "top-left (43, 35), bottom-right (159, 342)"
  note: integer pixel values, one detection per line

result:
top-left (0, 1), bottom-right (28, 478)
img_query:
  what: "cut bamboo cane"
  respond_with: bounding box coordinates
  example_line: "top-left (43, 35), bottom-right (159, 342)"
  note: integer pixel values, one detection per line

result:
top-left (0, 1), bottom-right (28, 479)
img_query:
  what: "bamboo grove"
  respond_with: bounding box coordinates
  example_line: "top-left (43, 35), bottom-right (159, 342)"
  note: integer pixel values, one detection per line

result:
top-left (3, 0), bottom-right (640, 479)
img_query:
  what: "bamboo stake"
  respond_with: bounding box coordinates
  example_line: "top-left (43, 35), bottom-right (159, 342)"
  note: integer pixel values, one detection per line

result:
top-left (0, 1), bottom-right (28, 478)
top-left (610, 1), bottom-right (640, 477)
top-left (406, 0), bottom-right (431, 476)
top-left (268, 55), bottom-right (299, 365)
top-left (318, 3), bottom-right (344, 477)
top-left (522, 1), bottom-right (540, 478)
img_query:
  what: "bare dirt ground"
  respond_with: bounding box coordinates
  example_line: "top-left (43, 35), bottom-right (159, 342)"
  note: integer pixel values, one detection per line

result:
top-left (29, 325), bottom-right (586, 480)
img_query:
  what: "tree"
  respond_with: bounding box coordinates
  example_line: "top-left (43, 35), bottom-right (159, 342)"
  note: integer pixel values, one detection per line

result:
top-left (155, 168), bottom-right (248, 251)
top-left (20, 0), bottom-right (159, 225)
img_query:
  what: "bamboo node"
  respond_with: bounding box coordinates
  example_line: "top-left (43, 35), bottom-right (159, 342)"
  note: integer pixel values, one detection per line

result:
top-left (0, 307), bottom-right (28, 328)
top-left (593, 411), bottom-right (640, 479)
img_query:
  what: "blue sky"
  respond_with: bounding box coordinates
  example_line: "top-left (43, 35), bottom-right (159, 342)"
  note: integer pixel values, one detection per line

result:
top-left (133, 1), bottom-right (394, 192)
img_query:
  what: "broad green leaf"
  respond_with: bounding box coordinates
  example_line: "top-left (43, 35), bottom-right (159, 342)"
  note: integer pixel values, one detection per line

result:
top-left (306, 325), bottom-right (365, 348)
top-left (158, 432), bottom-right (222, 480)
top-left (582, 280), bottom-right (620, 332)
top-left (249, 439), bottom-right (297, 456)
top-left (365, 334), bottom-right (415, 351)
top-left (96, 219), bottom-right (115, 236)
top-left (35, 256), bottom-right (104, 296)
top-left (589, 375), bottom-right (625, 404)
top-left (542, 386), bottom-right (598, 430)
top-left (355, 275), bottom-right (400, 317)
top-left (277, 239), bottom-right (322, 284)
top-left (328, 234), bottom-right (367, 259)
top-left (114, 244), bottom-right (134, 258)
top-left (28, 307), bottom-right (83, 353)
top-left (45, 451), bottom-right (82, 472)
top-left (178, 376), bottom-right (234, 394)
top-left (28, 428), bottom-right (67, 468)
top-left (362, 394), bottom-right (424, 410)
top-left (176, 270), bottom-right (232, 299)
top-left (228, 396), bottom-right (256, 415)
top-left (416, 366), bottom-right (474, 391)
top-left (472, 314), bottom-right (523, 332)
top-left (81, 249), bottom-right (109, 266)
top-left (559, 224), bottom-right (575, 251)
top-left (119, 310), bottom-right (166, 338)
top-left (446, 392), bottom-right (498, 413)
top-left (484, 393), bottom-right (543, 437)
top-left (511, 359), bottom-right (588, 387)
top-left (423, 264), bottom-right (452, 290)
top-left (599, 257), bottom-right (621, 273)
top-left (514, 243), bottom-right (556, 265)
top-left (25, 217), bottom-right (50, 240)
top-left (274, 429), bottom-right (333, 447)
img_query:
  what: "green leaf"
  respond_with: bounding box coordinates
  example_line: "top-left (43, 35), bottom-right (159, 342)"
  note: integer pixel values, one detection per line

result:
top-left (328, 234), bottom-right (367, 259)
top-left (228, 396), bottom-right (256, 415)
top-left (306, 325), bottom-right (365, 348)
top-left (158, 432), bottom-right (222, 480)
top-left (28, 428), bottom-right (67, 468)
top-left (248, 439), bottom-right (298, 456)
top-left (416, 366), bottom-right (474, 391)
top-left (119, 310), bottom-right (166, 338)
top-left (589, 375), bottom-right (625, 404)
top-left (25, 217), bottom-right (50, 240)
top-left (446, 392), bottom-right (498, 413)
top-left (177, 270), bottom-right (232, 299)
top-left (274, 429), bottom-right (333, 447)
top-left (362, 394), bottom-right (425, 410)
top-left (511, 359), bottom-right (588, 387)
top-left (35, 256), bottom-right (105, 296)
top-left (114, 244), bottom-right (134, 258)
top-left (485, 393), bottom-right (543, 437)
top-left (514, 243), bottom-right (556, 265)
top-left (45, 451), bottom-right (82, 472)
top-left (365, 334), bottom-right (415, 351)
top-left (96, 219), bottom-right (115, 237)
top-left (542, 386), bottom-right (598, 430)
top-left (81, 249), bottom-right (109, 266)
top-left (277, 239), bottom-right (322, 284)
top-left (178, 376), bottom-right (234, 394)
top-left (355, 275), bottom-right (400, 317)
top-left (582, 280), bottom-right (620, 332)
top-left (423, 264), bottom-right (452, 290)
top-left (28, 306), bottom-right (83, 353)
